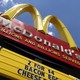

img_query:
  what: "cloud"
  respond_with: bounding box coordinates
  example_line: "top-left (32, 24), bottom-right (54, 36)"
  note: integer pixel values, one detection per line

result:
top-left (48, 23), bottom-right (53, 28)
top-left (48, 23), bottom-right (55, 36)
top-left (0, 0), bottom-right (18, 6)
top-left (48, 31), bottom-right (55, 36)
top-left (0, 0), bottom-right (9, 6)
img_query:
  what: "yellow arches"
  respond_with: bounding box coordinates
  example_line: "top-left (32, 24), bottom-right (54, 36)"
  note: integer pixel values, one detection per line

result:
top-left (1, 4), bottom-right (78, 50)
top-left (43, 15), bottom-right (77, 50)
top-left (1, 4), bottom-right (43, 30)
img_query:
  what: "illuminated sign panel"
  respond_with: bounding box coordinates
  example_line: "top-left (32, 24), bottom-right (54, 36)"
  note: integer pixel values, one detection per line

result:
top-left (0, 48), bottom-right (76, 80)
top-left (0, 16), bottom-right (80, 69)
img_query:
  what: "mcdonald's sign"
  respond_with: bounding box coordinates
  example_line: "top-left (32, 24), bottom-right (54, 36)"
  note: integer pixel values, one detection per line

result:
top-left (0, 48), bottom-right (77, 80)
top-left (0, 4), bottom-right (80, 69)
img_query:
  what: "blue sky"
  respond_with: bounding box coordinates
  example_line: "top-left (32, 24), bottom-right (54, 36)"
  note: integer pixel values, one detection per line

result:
top-left (0, 0), bottom-right (80, 48)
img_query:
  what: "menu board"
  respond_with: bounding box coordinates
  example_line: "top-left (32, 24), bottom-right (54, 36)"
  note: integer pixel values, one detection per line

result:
top-left (0, 48), bottom-right (76, 80)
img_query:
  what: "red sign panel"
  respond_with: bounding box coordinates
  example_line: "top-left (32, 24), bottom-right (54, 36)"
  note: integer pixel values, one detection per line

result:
top-left (0, 17), bottom-right (80, 69)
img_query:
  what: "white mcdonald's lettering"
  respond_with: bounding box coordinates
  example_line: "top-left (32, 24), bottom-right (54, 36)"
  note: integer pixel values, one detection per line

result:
top-left (0, 17), bottom-right (78, 58)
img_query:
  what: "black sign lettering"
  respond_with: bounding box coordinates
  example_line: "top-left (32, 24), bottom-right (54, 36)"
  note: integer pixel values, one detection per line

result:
top-left (48, 74), bottom-right (59, 80)
top-left (34, 63), bottom-right (44, 71)
top-left (28, 60), bottom-right (31, 65)
top-left (25, 65), bottom-right (45, 77)
top-left (18, 68), bottom-right (41, 80)
top-left (48, 69), bottom-right (54, 75)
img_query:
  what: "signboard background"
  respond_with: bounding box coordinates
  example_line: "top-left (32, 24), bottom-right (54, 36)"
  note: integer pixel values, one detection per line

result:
top-left (0, 17), bottom-right (80, 69)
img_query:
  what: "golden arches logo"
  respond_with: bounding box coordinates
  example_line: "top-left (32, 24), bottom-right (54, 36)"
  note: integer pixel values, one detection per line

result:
top-left (1, 4), bottom-right (77, 50)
